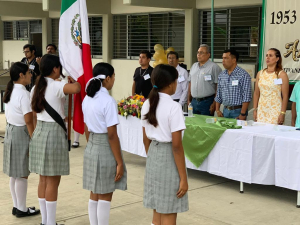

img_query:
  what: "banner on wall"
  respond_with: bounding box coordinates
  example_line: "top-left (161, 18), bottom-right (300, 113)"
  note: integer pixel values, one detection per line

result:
top-left (261, 0), bottom-right (300, 82)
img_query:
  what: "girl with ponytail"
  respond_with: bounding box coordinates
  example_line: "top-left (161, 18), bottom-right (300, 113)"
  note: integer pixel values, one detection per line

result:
top-left (82, 62), bottom-right (127, 225)
top-left (29, 54), bottom-right (81, 225)
top-left (141, 64), bottom-right (189, 225)
top-left (3, 62), bottom-right (40, 217)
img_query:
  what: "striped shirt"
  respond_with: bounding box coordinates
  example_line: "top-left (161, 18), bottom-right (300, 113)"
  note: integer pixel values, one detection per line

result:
top-left (215, 66), bottom-right (252, 106)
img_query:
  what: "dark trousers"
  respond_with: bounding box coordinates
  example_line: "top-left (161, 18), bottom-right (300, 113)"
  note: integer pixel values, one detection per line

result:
top-left (191, 96), bottom-right (214, 116)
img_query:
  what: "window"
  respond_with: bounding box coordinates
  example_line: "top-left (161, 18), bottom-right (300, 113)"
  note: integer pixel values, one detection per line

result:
top-left (52, 17), bottom-right (103, 58)
top-left (4, 21), bottom-right (29, 40)
top-left (3, 20), bottom-right (42, 40)
top-left (199, 7), bottom-right (261, 63)
top-left (89, 17), bottom-right (103, 58)
top-left (113, 11), bottom-right (185, 59)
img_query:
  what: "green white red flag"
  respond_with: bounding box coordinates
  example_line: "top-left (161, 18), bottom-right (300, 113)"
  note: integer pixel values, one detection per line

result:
top-left (59, 0), bottom-right (93, 134)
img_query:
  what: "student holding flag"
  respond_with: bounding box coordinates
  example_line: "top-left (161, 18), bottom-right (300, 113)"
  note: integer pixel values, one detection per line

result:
top-left (29, 54), bottom-right (81, 225)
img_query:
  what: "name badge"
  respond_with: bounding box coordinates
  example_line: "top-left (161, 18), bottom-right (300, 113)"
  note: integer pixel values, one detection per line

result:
top-left (178, 75), bottom-right (185, 83)
top-left (274, 78), bottom-right (283, 85)
top-left (29, 65), bottom-right (35, 70)
top-left (204, 75), bottom-right (212, 81)
top-left (232, 80), bottom-right (239, 86)
top-left (144, 74), bottom-right (150, 80)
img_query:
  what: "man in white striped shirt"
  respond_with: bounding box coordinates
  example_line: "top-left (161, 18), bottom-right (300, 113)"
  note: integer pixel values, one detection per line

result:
top-left (167, 51), bottom-right (189, 107)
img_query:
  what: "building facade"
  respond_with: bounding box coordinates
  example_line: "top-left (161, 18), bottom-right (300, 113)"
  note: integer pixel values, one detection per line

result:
top-left (0, 0), bottom-right (262, 100)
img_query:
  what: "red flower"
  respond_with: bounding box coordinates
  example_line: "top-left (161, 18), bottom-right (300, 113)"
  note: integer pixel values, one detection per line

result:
top-left (132, 112), bottom-right (136, 117)
top-left (118, 111), bottom-right (121, 115)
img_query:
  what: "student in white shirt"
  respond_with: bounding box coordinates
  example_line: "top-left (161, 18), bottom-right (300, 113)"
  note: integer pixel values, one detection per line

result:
top-left (82, 62), bottom-right (127, 225)
top-left (3, 62), bottom-right (40, 218)
top-left (29, 54), bottom-right (81, 225)
top-left (167, 51), bottom-right (189, 106)
top-left (141, 64), bottom-right (189, 225)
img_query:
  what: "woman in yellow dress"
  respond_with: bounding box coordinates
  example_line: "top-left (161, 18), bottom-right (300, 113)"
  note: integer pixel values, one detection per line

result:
top-left (253, 48), bottom-right (289, 125)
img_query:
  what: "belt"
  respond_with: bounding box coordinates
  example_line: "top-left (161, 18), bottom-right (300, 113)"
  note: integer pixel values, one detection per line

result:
top-left (225, 105), bottom-right (242, 110)
top-left (193, 95), bottom-right (215, 102)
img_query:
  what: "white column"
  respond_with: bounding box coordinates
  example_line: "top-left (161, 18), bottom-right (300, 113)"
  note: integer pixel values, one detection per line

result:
top-left (42, 17), bottom-right (52, 55)
top-left (102, 13), bottom-right (113, 64)
top-left (184, 8), bottom-right (198, 70)
top-left (0, 17), bottom-right (3, 70)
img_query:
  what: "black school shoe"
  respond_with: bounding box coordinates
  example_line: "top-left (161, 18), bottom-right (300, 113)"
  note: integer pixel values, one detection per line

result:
top-left (16, 207), bottom-right (40, 218)
top-left (72, 141), bottom-right (80, 148)
top-left (12, 206), bottom-right (36, 216)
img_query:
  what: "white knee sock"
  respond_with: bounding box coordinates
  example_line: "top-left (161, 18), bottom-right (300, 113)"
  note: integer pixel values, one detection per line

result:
top-left (74, 131), bottom-right (80, 142)
top-left (89, 199), bottom-right (98, 225)
top-left (9, 177), bottom-right (17, 208)
top-left (46, 201), bottom-right (57, 225)
top-left (39, 198), bottom-right (47, 224)
top-left (15, 178), bottom-right (28, 212)
top-left (97, 200), bottom-right (111, 225)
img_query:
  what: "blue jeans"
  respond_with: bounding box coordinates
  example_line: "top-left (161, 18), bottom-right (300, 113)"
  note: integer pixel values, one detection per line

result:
top-left (191, 96), bottom-right (214, 116)
top-left (223, 108), bottom-right (248, 119)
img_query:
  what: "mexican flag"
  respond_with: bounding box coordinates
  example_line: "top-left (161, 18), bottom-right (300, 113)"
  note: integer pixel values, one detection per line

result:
top-left (59, 0), bottom-right (93, 134)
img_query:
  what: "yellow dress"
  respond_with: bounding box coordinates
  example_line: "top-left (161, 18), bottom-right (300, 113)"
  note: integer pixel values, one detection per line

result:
top-left (257, 70), bottom-right (282, 124)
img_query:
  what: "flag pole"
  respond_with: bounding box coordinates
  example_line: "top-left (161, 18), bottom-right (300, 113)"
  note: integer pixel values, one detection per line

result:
top-left (211, 0), bottom-right (214, 62)
top-left (68, 94), bottom-right (72, 151)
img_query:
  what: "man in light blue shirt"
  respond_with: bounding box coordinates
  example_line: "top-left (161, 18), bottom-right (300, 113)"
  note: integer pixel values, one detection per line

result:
top-left (188, 44), bottom-right (222, 115)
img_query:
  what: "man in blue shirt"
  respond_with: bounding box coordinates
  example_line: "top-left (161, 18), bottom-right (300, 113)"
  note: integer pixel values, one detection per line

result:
top-left (215, 49), bottom-right (252, 120)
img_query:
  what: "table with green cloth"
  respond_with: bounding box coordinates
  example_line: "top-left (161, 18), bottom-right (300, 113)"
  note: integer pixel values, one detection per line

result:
top-left (183, 115), bottom-right (241, 168)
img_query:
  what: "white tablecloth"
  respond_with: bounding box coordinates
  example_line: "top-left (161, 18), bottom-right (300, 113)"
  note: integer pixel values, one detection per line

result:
top-left (117, 115), bottom-right (300, 191)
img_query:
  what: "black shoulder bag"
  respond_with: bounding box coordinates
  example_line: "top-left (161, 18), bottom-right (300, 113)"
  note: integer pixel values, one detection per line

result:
top-left (44, 101), bottom-right (71, 151)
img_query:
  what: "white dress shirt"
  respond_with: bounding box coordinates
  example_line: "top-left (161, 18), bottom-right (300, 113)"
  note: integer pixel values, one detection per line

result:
top-left (5, 84), bottom-right (32, 126)
top-left (30, 77), bottom-right (67, 122)
top-left (141, 92), bottom-right (186, 142)
top-left (82, 87), bottom-right (119, 133)
top-left (171, 65), bottom-right (189, 106)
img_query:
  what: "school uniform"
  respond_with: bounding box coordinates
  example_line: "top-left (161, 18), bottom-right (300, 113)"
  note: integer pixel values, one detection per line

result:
top-left (141, 92), bottom-right (189, 214)
top-left (3, 84), bottom-right (31, 178)
top-left (29, 77), bottom-right (69, 176)
top-left (82, 86), bottom-right (127, 194)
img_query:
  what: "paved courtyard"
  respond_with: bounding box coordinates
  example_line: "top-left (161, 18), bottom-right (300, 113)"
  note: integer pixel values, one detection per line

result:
top-left (0, 113), bottom-right (300, 225)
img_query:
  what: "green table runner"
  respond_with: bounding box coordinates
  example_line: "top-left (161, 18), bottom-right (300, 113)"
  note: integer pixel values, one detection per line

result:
top-left (183, 115), bottom-right (241, 168)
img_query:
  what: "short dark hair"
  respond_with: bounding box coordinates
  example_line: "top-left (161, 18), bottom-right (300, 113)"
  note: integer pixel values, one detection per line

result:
top-left (140, 50), bottom-right (152, 59)
top-left (167, 51), bottom-right (179, 59)
top-left (223, 49), bottom-right (239, 62)
top-left (46, 44), bottom-right (57, 51)
top-left (23, 44), bottom-right (36, 53)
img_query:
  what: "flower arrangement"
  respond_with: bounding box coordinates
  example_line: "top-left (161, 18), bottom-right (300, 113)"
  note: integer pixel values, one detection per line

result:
top-left (118, 94), bottom-right (146, 118)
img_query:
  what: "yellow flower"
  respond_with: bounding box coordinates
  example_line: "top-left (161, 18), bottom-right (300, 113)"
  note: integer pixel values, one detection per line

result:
top-left (121, 100), bottom-right (124, 103)
top-left (140, 102), bottom-right (144, 105)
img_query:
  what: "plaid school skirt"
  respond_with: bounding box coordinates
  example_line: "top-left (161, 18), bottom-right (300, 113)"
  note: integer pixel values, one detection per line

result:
top-left (29, 121), bottom-right (69, 176)
top-left (3, 124), bottom-right (30, 178)
top-left (83, 133), bottom-right (127, 194)
top-left (143, 141), bottom-right (189, 214)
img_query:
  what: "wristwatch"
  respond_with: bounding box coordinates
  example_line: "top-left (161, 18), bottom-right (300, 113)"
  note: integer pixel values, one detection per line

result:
top-left (240, 112), bottom-right (247, 116)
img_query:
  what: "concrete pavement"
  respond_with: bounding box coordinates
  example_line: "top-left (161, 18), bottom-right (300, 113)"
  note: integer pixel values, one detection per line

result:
top-left (0, 113), bottom-right (300, 225)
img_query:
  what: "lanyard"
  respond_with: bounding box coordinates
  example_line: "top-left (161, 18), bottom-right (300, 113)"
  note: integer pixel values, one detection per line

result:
top-left (26, 58), bottom-right (36, 66)
top-left (140, 67), bottom-right (148, 77)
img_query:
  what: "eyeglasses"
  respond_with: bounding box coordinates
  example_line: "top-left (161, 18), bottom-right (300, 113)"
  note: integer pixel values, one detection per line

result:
top-left (23, 51), bottom-right (30, 54)
top-left (197, 51), bottom-right (207, 55)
